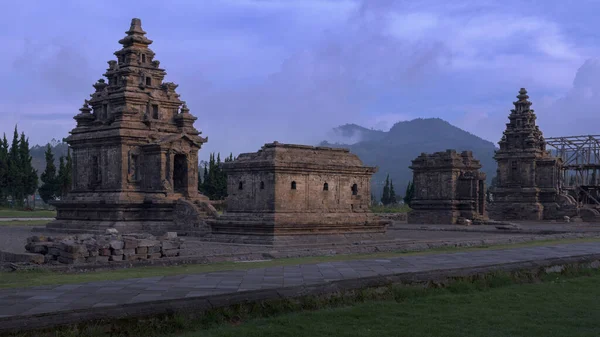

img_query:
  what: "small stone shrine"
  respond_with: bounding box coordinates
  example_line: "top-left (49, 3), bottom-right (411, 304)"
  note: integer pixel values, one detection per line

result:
top-left (488, 88), bottom-right (576, 220)
top-left (207, 142), bottom-right (388, 243)
top-left (47, 18), bottom-right (215, 234)
top-left (408, 150), bottom-right (488, 224)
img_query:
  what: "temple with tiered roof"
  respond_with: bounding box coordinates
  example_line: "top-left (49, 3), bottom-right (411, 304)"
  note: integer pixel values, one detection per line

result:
top-left (489, 88), bottom-right (575, 220)
top-left (47, 18), bottom-right (215, 234)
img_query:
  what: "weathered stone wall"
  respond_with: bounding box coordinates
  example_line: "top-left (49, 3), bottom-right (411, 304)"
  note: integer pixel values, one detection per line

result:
top-left (408, 150), bottom-right (487, 225)
top-left (25, 232), bottom-right (183, 265)
top-left (211, 142), bottom-right (386, 238)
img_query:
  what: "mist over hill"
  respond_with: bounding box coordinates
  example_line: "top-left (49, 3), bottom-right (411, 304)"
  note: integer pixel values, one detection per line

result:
top-left (321, 118), bottom-right (499, 200)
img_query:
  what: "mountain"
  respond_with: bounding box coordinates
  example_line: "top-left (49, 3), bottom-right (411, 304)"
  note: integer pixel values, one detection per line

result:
top-left (30, 140), bottom-right (69, 178)
top-left (320, 118), bottom-right (498, 200)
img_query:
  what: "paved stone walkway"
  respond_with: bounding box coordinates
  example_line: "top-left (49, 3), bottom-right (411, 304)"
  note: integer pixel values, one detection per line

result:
top-left (0, 218), bottom-right (54, 221)
top-left (0, 242), bottom-right (599, 321)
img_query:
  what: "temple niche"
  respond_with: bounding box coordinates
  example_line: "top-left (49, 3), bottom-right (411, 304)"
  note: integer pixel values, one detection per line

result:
top-left (207, 142), bottom-right (389, 244)
top-left (407, 150), bottom-right (488, 225)
top-left (488, 88), bottom-right (577, 220)
top-left (47, 18), bottom-right (215, 234)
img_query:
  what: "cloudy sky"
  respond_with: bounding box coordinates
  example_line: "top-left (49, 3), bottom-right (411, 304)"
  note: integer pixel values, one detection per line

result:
top-left (1, 0), bottom-right (600, 160)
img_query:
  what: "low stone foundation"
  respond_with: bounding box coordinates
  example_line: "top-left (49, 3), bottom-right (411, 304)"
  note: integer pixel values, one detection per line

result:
top-left (24, 231), bottom-right (183, 265)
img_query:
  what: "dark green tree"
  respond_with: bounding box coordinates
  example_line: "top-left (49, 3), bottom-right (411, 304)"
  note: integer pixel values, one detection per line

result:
top-left (19, 132), bottom-right (38, 207)
top-left (198, 152), bottom-right (233, 200)
top-left (57, 156), bottom-right (66, 197)
top-left (389, 179), bottom-right (397, 204)
top-left (403, 180), bottom-right (415, 206)
top-left (0, 134), bottom-right (8, 205)
top-left (39, 144), bottom-right (58, 203)
top-left (381, 174), bottom-right (390, 205)
top-left (55, 148), bottom-right (73, 198)
top-left (7, 127), bottom-right (23, 206)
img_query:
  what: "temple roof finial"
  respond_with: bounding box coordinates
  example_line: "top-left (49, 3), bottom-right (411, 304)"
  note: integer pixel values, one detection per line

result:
top-left (127, 18), bottom-right (146, 36)
top-left (119, 18), bottom-right (152, 47)
top-left (517, 88), bottom-right (529, 102)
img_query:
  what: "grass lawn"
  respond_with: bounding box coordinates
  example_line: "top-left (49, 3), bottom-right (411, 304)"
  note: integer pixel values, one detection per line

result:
top-left (0, 220), bottom-right (50, 226)
top-left (2, 237), bottom-right (600, 289)
top-left (0, 209), bottom-right (56, 218)
top-left (177, 271), bottom-right (600, 337)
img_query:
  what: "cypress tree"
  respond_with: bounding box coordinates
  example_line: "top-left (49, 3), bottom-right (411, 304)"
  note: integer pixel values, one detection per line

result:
top-left (0, 134), bottom-right (8, 205)
top-left (215, 153), bottom-right (224, 200)
top-left (8, 126), bottom-right (23, 207)
top-left (200, 162), bottom-right (208, 194)
top-left (381, 174), bottom-right (390, 205)
top-left (403, 180), bottom-right (415, 206)
top-left (389, 179), bottom-right (397, 204)
top-left (19, 132), bottom-right (38, 207)
top-left (39, 144), bottom-right (58, 203)
top-left (57, 156), bottom-right (66, 197)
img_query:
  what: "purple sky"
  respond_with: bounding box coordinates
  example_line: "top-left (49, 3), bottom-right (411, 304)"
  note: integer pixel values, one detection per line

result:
top-left (2, 0), bottom-right (600, 160)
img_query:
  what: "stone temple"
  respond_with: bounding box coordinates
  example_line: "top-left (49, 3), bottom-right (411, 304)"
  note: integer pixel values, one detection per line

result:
top-left (47, 18), bottom-right (214, 234)
top-left (408, 150), bottom-right (488, 225)
top-left (207, 142), bottom-right (388, 244)
top-left (488, 88), bottom-right (577, 220)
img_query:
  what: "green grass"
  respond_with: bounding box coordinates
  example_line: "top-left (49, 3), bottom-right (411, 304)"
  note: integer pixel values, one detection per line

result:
top-left (23, 267), bottom-right (600, 337)
top-left (0, 220), bottom-right (50, 226)
top-left (370, 204), bottom-right (411, 213)
top-left (177, 270), bottom-right (600, 337)
top-left (2, 237), bottom-right (599, 289)
top-left (0, 209), bottom-right (56, 218)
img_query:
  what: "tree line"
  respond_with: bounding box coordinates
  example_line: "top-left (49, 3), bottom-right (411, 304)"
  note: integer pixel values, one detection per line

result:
top-left (0, 126), bottom-right (39, 208)
top-left (39, 144), bottom-right (72, 203)
top-left (378, 174), bottom-right (414, 206)
top-left (198, 152), bottom-right (234, 200)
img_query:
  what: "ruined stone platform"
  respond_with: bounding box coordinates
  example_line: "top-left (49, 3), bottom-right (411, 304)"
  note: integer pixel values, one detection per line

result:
top-left (1, 242), bottom-right (600, 334)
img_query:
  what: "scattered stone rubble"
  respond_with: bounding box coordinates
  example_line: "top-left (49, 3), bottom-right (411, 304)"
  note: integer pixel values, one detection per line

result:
top-left (24, 229), bottom-right (182, 265)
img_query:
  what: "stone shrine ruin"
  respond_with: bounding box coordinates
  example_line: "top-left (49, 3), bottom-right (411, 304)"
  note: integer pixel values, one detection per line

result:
top-left (488, 88), bottom-right (578, 220)
top-left (47, 18), bottom-right (214, 234)
top-left (208, 142), bottom-right (389, 243)
top-left (408, 150), bottom-right (488, 225)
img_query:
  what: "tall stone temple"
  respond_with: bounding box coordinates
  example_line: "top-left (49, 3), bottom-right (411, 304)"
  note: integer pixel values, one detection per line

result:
top-left (47, 18), bottom-right (215, 234)
top-left (488, 88), bottom-right (575, 220)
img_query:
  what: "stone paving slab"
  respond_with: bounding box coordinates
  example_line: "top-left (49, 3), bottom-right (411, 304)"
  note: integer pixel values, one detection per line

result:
top-left (1, 242), bottom-right (600, 333)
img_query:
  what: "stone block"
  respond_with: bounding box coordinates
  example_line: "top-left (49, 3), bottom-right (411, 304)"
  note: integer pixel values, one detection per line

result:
top-left (27, 242), bottom-right (48, 254)
top-left (136, 247), bottom-right (148, 255)
top-left (58, 256), bottom-right (84, 264)
top-left (88, 249), bottom-right (99, 257)
top-left (86, 256), bottom-right (110, 263)
top-left (160, 232), bottom-right (178, 240)
top-left (137, 239), bottom-right (160, 247)
top-left (111, 249), bottom-right (124, 255)
top-left (123, 238), bottom-right (138, 249)
top-left (47, 247), bottom-right (60, 256)
top-left (105, 228), bottom-right (119, 235)
top-left (44, 255), bottom-right (57, 263)
top-left (109, 240), bottom-right (124, 250)
top-left (126, 254), bottom-right (148, 261)
top-left (59, 250), bottom-right (85, 259)
top-left (147, 253), bottom-right (162, 259)
top-left (161, 249), bottom-right (180, 257)
top-left (148, 246), bottom-right (161, 254)
top-left (123, 248), bottom-right (136, 256)
top-left (66, 244), bottom-right (86, 254)
top-left (109, 254), bottom-right (124, 262)
top-left (99, 248), bottom-right (111, 256)
top-left (161, 240), bottom-right (180, 250)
